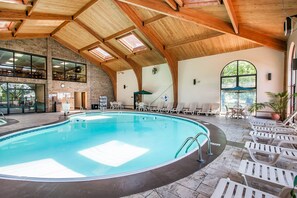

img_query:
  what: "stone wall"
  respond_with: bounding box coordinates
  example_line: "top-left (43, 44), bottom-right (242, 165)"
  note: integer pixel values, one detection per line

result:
top-left (0, 38), bottom-right (114, 112)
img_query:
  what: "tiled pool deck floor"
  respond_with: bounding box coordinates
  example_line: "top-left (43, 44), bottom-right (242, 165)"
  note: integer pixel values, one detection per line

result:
top-left (0, 111), bottom-right (289, 197)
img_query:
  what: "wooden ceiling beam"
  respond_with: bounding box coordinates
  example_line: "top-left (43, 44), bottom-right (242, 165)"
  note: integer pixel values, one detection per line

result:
top-left (165, 0), bottom-right (178, 10)
top-left (165, 32), bottom-right (224, 49)
top-left (78, 41), bottom-right (101, 52)
top-left (13, 20), bottom-right (25, 37)
top-left (116, 0), bottom-right (286, 51)
top-left (174, 0), bottom-right (183, 7)
top-left (74, 18), bottom-right (142, 91)
top-left (223, 0), bottom-right (238, 34)
top-left (27, 0), bottom-right (39, 16)
top-left (143, 14), bottom-right (167, 26)
top-left (50, 21), bottom-right (70, 36)
top-left (115, 1), bottom-right (179, 106)
top-left (52, 35), bottom-right (117, 100)
top-left (103, 25), bottom-right (136, 42)
top-left (0, 33), bottom-right (50, 40)
top-left (0, 10), bottom-right (72, 21)
top-left (73, 0), bottom-right (98, 20)
top-left (183, 0), bottom-right (221, 8)
top-left (126, 49), bottom-right (152, 58)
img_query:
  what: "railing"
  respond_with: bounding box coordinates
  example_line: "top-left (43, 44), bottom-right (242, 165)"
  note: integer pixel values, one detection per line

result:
top-left (175, 132), bottom-right (213, 162)
top-left (0, 111), bottom-right (6, 120)
top-left (149, 83), bottom-right (173, 106)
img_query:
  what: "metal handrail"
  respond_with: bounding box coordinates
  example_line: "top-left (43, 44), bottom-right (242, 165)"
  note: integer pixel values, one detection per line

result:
top-left (0, 111), bottom-right (5, 120)
top-left (175, 136), bottom-right (204, 162)
top-left (185, 132), bottom-right (213, 155)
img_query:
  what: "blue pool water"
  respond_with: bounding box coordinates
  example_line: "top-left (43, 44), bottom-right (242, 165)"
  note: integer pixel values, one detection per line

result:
top-left (0, 112), bottom-right (208, 180)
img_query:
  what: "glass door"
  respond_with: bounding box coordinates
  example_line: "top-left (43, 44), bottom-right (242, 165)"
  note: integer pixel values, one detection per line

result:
top-left (8, 88), bottom-right (23, 114)
top-left (23, 89), bottom-right (36, 113)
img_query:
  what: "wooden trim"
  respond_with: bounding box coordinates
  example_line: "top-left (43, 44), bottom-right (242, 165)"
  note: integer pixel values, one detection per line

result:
top-left (0, 10), bottom-right (73, 21)
top-left (52, 35), bottom-right (79, 53)
top-left (27, 0), bottom-right (39, 16)
top-left (143, 14), bottom-right (166, 26)
top-left (13, 20), bottom-right (26, 37)
top-left (165, 32), bottom-right (224, 49)
top-left (50, 21), bottom-right (70, 36)
top-left (126, 49), bottom-right (151, 58)
top-left (0, 33), bottom-right (50, 40)
top-left (115, 1), bottom-right (178, 106)
top-left (165, 0), bottom-right (178, 10)
top-left (103, 25), bottom-right (136, 42)
top-left (73, 0), bottom-right (98, 20)
top-left (74, 18), bottom-right (142, 91)
top-left (184, 0), bottom-right (221, 8)
top-left (78, 41), bottom-right (101, 52)
top-left (223, 0), bottom-right (238, 34)
top-left (116, 0), bottom-right (286, 51)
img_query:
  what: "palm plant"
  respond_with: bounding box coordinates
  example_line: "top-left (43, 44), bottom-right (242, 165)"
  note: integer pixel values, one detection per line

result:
top-left (249, 91), bottom-right (295, 121)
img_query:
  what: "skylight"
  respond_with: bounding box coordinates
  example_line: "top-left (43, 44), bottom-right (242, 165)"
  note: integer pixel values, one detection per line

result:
top-left (117, 32), bottom-right (148, 53)
top-left (89, 47), bottom-right (114, 61)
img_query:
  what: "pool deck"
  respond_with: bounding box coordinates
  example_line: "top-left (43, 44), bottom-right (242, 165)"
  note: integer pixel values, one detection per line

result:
top-left (0, 110), bottom-right (287, 197)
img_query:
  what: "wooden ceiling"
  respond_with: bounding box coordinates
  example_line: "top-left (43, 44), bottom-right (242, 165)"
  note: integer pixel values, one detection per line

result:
top-left (0, 0), bottom-right (295, 72)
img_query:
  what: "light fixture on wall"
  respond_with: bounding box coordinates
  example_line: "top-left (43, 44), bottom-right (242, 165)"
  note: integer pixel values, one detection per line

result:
top-left (267, 73), bottom-right (272, 80)
top-left (292, 58), bottom-right (297, 70)
top-left (61, 83), bottom-right (65, 88)
top-left (193, 79), bottom-right (196, 85)
top-left (123, 85), bottom-right (127, 89)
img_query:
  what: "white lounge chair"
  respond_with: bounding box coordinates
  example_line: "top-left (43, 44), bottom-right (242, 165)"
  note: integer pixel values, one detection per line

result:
top-left (211, 178), bottom-right (280, 198)
top-left (183, 103), bottom-right (197, 115)
top-left (207, 103), bottom-right (220, 116)
top-left (198, 103), bottom-right (211, 115)
top-left (238, 160), bottom-right (297, 188)
top-left (245, 141), bottom-right (297, 165)
top-left (250, 124), bottom-right (297, 135)
top-left (151, 102), bottom-right (164, 112)
top-left (250, 131), bottom-right (297, 147)
top-left (161, 102), bottom-right (173, 113)
top-left (170, 103), bottom-right (184, 114)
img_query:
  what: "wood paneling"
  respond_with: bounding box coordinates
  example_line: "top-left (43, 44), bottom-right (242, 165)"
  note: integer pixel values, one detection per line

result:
top-left (168, 34), bottom-right (260, 60)
top-left (54, 22), bottom-right (98, 49)
top-left (131, 50), bottom-right (165, 67)
top-left (33, 0), bottom-right (90, 15)
top-left (0, 2), bottom-right (27, 11)
top-left (77, 0), bottom-right (134, 38)
top-left (19, 20), bottom-right (63, 33)
top-left (103, 58), bottom-right (131, 71)
top-left (130, 5), bottom-right (160, 21)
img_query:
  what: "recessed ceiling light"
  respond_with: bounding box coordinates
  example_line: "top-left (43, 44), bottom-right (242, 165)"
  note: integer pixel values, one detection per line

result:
top-left (15, 54), bottom-right (23, 57)
top-left (53, 65), bottom-right (61, 68)
top-left (5, 61), bottom-right (13, 65)
top-left (9, 58), bottom-right (18, 61)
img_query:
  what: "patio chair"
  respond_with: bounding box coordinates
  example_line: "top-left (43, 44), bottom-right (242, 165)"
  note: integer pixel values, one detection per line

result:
top-left (138, 102), bottom-right (146, 111)
top-left (249, 131), bottom-right (297, 147)
top-left (110, 101), bottom-right (115, 109)
top-left (224, 105), bottom-right (233, 118)
top-left (244, 141), bottom-right (297, 165)
top-left (211, 178), bottom-right (280, 198)
top-left (161, 102), bottom-right (173, 113)
top-left (250, 123), bottom-right (297, 134)
top-left (170, 103), bottom-right (184, 114)
top-left (151, 102), bottom-right (164, 112)
top-left (238, 160), bottom-right (297, 188)
top-left (183, 103), bottom-right (197, 115)
top-left (197, 103), bottom-right (211, 115)
top-left (206, 103), bottom-right (220, 116)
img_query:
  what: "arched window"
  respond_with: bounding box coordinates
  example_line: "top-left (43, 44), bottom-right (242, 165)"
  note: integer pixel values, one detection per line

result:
top-left (220, 60), bottom-right (257, 111)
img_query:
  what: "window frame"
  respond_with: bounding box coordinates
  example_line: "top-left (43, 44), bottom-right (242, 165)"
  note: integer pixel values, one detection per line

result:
top-left (52, 58), bottom-right (87, 83)
top-left (88, 46), bottom-right (115, 61)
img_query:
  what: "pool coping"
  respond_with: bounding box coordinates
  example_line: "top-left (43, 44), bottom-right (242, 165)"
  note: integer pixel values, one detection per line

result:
top-left (0, 111), bottom-right (227, 198)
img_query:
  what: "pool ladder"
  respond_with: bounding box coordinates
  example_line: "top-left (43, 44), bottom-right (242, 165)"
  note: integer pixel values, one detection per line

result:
top-left (0, 111), bottom-right (5, 120)
top-left (175, 132), bottom-right (213, 162)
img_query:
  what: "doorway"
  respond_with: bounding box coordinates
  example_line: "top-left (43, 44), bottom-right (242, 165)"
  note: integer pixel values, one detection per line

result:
top-left (74, 92), bottom-right (87, 109)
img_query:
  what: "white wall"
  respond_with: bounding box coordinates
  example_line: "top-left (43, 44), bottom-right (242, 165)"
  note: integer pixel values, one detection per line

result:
top-left (142, 64), bottom-right (173, 105)
top-left (117, 70), bottom-right (138, 106)
top-left (179, 47), bottom-right (284, 106)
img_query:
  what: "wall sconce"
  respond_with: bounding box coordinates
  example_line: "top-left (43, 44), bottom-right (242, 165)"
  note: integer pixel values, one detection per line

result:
top-left (267, 73), bottom-right (272, 80)
top-left (193, 79), bottom-right (196, 85)
top-left (60, 83), bottom-right (65, 88)
top-left (123, 85), bottom-right (127, 89)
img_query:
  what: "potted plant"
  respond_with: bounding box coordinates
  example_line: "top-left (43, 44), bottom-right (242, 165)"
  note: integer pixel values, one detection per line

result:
top-left (249, 91), bottom-right (296, 121)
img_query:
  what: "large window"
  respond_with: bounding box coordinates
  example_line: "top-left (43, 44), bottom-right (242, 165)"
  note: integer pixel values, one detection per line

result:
top-left (221, 60), bottom-right (257, 111)
top-left (0, 48), bottom-right (47, 79)
top-left (52, 59), bottom-right (86, 83)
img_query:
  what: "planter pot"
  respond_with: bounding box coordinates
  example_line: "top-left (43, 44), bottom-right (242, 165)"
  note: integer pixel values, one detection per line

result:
top-left (271, 113), bottom-right (280, 121)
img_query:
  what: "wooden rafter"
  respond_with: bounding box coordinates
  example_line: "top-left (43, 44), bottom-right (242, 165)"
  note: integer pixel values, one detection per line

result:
top-left (103, 26), bottom-right (136, 42)
top-left (0, 33), bottom-right (50, 40)
top-left (126, 49), bottom-right (152, 58)
top-left (52, 35), bottom-right (117, 100)
top-left (165, 32), bottom-right (224, 49)
top-left (115, 1), bottom-right (179, 106)
top-left (165, 0), bottom-right (178, 10)
top-left (73, 0), bottom-right (98, 20)
top-left (143, 14), bottom-right (167, 26)
top-left (0, 10), bottom-right (72, 21)
top-left (74, 18), bottom-right (142, 91)
top-left (78, 41), bottom-right (101, 52)
top-left (223, 0), bottom-right (238, 34)
top-left (13, 20), bottom-right (26, 37)
top-left (27, 0), bottom-right (39, 16)
top-left (50, 21), bottom-right (70, 36)
top-left (116, 0), bottom-right (286, 51)
top-left (174, 0), bottom-right (183, 7)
